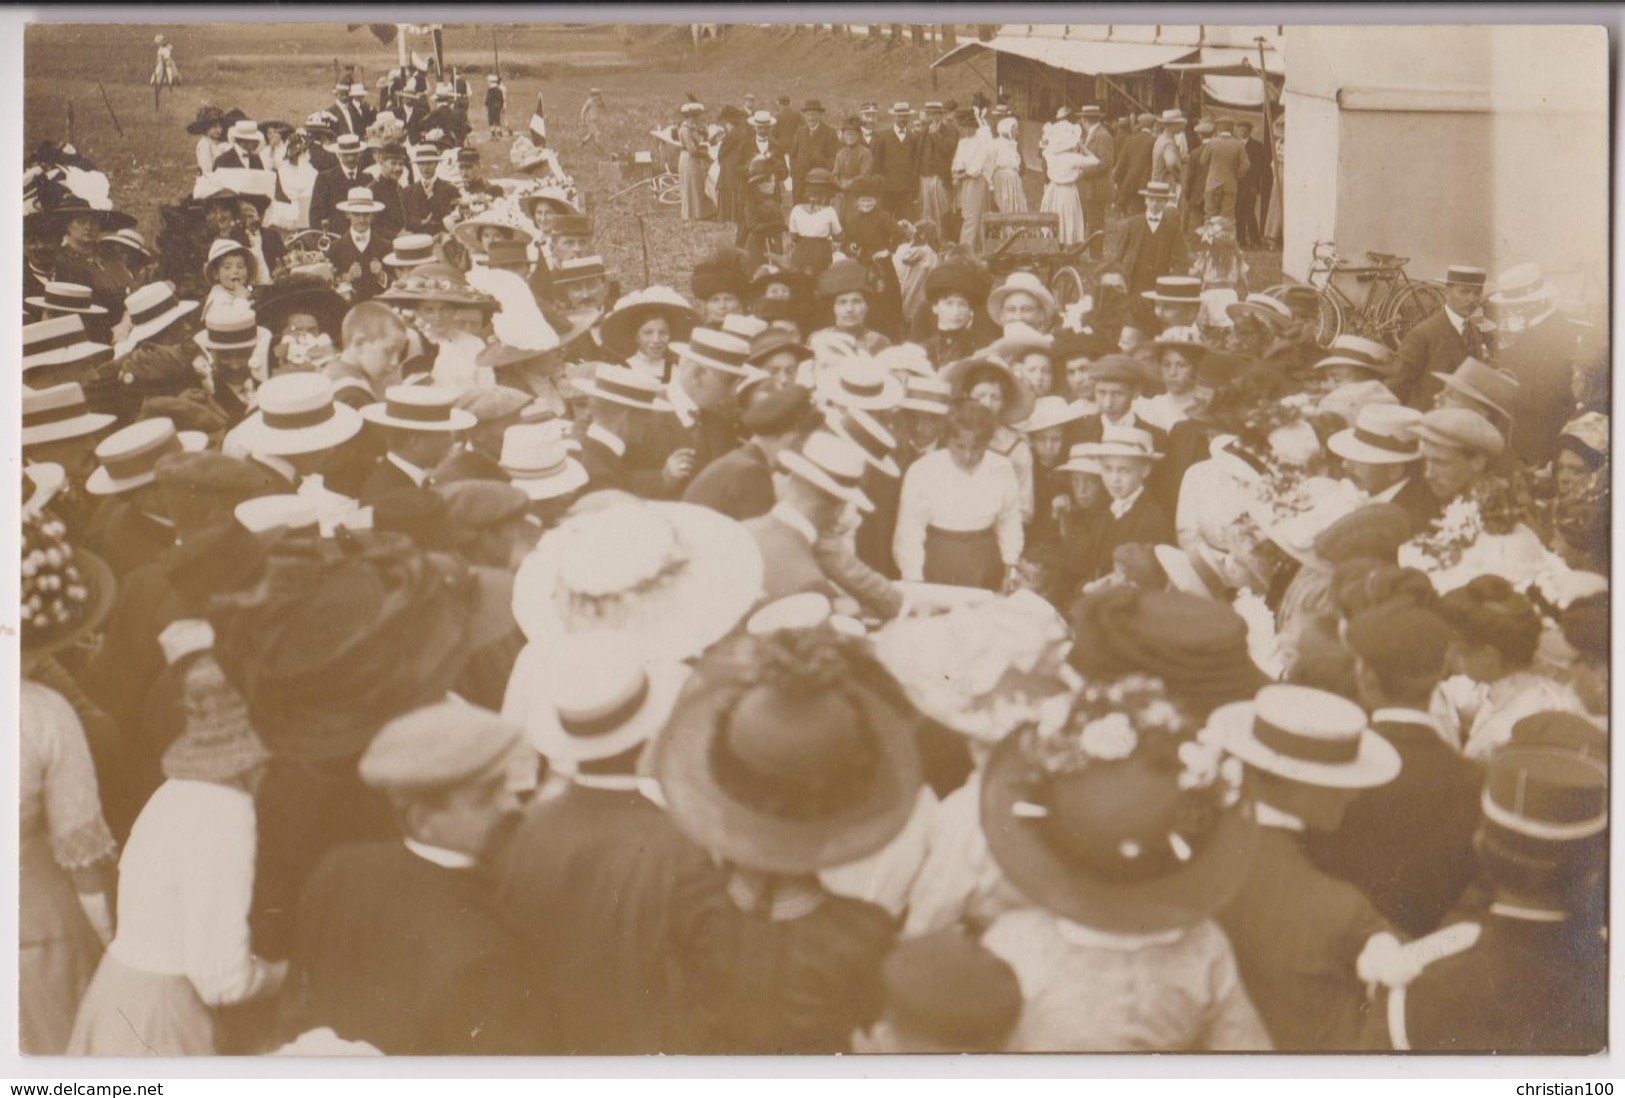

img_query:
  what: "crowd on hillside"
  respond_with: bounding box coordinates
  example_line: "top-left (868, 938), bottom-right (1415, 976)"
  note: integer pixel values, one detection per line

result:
top-left (18, 68), bottom-right (1609, 1058)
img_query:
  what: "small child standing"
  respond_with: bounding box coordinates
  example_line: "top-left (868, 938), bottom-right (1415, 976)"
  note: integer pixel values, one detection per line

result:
top-left (1193, 215), bottom-right (1249, 334)
top-left (199, 239), bottom-right (258, 325)
top-left (484, 74), bottom-right (507, 139)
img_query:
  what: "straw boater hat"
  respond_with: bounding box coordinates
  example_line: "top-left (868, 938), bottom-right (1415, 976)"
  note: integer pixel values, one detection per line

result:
top-left (1315, 334), bottom-right (1394, 378)
top-left (901, 375), bottom-right (954, 416)
top-left (227, 118), bottom-right (265, 148)
top-left (85, 418), bottom-right (208, 496)
top-left (573, 363), bottom-right (675, 412)
top-left (22, 383), bottom-right (116, 447)
top-left (499, 424), bottom-right (589, 502)
top-left (779, 431), bottom-right (875, 512)
top-left (980, 674), bottom-right (1258, 933)
top-left (1056, 443), bottom-right (1105, 476)
top-left (1226, 293), bottom-right (1294, 328)
top-left (99, 227), bottom-right (153, 260)
top-left (361, 384), bottom-right (478, 433)
top-left (646, 626), bottom-right (924, 874)
top-left (1158, 108), bottom-right (1187, 127)
top-left (986, 272), bottom-right (1057, 326)
top-left (1207, 683), bottom-right (1401, 789)
top-left (26, 281), bottom-right (107, 317)
top-left (1077, 424), bottom-right (1163, 463)
top-left (1149, 325), bottom-right (1207, 358)
top-left (1018, 395), bottom-right (1091, 437)
top-left (1441, 264), bottom-right (1488, 290)
top-left (527, 631), bottom-right (691, 765)
top-left (1487, 262), bottom-right (1556, 308)
top-left (511, 498), bottom-right (763, 661)
top-left (942, 356), bottom-right (1038, 426)
top-left (334, 134), bottom-right (365, 158)
top-left (600, 286), bottom-right (699, 360)
top-left (21, 509), bottom-right (115, 662)
top-left (1328, 403), bottom-right (1424, 466)
top-left (230, 373), bottom-right (365, 457)
top-left (120, 282), bottom-right (199, 348)
top-left (23, 315), bottom-right (110, 373)
top-left (383, 233), bottom-right (438, 268)
top-left (671, 327), bottom-right (754, 377)
top-left (334, 186), bottom-right (386, 215)
top-left (1143, 275), bottom-right (1203, 305)
top-left (194, 301), bottom-right (271, 359)
top-left (825, 406), bottom-right (900, 478)
top-left (817, 354), bottom-right (905, 412)
top-left (552, 256), bottom-right (609, 288)
top-left (1414, 406), bottom-right (1505, 458)
top-left (360, 700), bottom-right (524, 797)
top-left (1138, 180), bottom-right (1176, 202)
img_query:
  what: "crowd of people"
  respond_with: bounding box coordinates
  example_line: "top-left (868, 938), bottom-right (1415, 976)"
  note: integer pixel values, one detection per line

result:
top-left (17, 65), bottom-right (1609, 1059)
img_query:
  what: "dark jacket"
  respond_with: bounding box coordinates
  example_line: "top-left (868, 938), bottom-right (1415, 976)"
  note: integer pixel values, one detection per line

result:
top-left (285, 842), bottom-right (550, 1055)
top-left (495, 782), bottom-right (713, 1055)
top-left (635, 399), bottom-right (743, 483)
top-left (870, 128), bottom-right (921, 199)
top-left (308, 164), bottom-right (368, 234)
top-left (1390, 307), bottom-right (1489, 410)
top-left (357, 455), bottom-right (424, 504)
top-left (402, 177), bottom-right (461, 235)
top-left (1389, 474), bottom-right (1443, 534)
top-left (576, 429), bottom-right (670, 499)
top-left (1113, 129), bottom-right (1155, 199)
top-left (1079, 123), bottom-right (1117, 204)
top-left (1218, 827), bottom-right (1392, 1052)
top-left (83, 498), bottom-right (176, 580)
top-left (1308, 715), bottom-right (1483, 937)
top-left (1497, 313), bottom-right (1584, 466)
top-left (788, 123), bottom-right (840, 193)
top-left (1108, 213), bottom-right (1192, 299)
top-left (363, 175), bottom-right (408, 242)
top-left (325, 229), bottom-right (394, 302)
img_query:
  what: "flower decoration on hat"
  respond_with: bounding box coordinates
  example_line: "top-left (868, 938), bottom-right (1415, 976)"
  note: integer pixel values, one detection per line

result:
top-left (22, 510), bottom-right (92, 636)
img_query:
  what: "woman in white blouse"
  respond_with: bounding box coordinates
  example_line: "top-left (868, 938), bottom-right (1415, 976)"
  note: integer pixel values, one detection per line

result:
top-left (894, 399), bottom-right (1024, 590)
top-left (69, 656), bottom-right (286, 1055)
top-left (991, 118), bottom-right (1028, 214)
top-left (943, 356), bottom-right (1037, 524)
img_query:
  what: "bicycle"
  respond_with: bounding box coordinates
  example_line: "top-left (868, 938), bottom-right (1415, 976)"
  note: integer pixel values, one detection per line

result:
top-left (1259, 240), bottom-right (1445, 348)
top-left (982, 212), bottom-right (1101, 312)
top-left (606, 171), bottom-right (682, 207)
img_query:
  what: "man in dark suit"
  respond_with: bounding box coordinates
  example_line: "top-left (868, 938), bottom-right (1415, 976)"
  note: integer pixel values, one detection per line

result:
top-left (1103, 182), bottom-right (1190, 302)
top-left (323, 188), bottom-right (393, 302)
top-left (574, 365), bottom-right (690, 499)
top-left (497, 643), bottom-right (713, 1055)
top-left (1371, 726), bottom-right (1605, 1052)
top-left (1236, 121), bottom-right (1270, 248)
top-left (1215, 685), bottom-right (1400, 1052)
top-left (1075, 105), bottom-right (1116, 260)
top-left (328, 82), bottom-right (367, 137)
top-left (364, 144), bottom-right (411, 242)
top-left (1391, 265), bottom-right (1492, 409)
top-left (284, 702), bottom-right (551, 1055)
top-left (308, 135), bottom-right (369, 233)
top-left (1307, 607), bottom-right (1481, 938)
top-left (356, 383), bottom-right (471, 503)
top-left (402, 149), bottom-right (460, 234)
top-left (634, 330), bottom-right (752, 483)
top-left (870, 103), bottom-right (922, 220)
top-left (1111, 113), bottom-right (1156, 216)
top-left (787, 100), bottom-right (840, 199)
top-left (770, 94), bottom-right (804, 150)
top-left (1487, 264), bottom-right (1584, 466)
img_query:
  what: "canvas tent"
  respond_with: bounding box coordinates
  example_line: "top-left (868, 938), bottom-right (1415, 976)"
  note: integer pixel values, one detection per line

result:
top-left (1281, 25), bottom-right (1607, 304)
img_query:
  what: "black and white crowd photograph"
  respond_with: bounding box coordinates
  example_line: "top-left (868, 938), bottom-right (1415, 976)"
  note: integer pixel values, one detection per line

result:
top-left (8, 10), bottom-right (1617, 1076)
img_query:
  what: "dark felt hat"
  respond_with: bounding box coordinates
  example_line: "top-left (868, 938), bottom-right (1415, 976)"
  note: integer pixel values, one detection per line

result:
top-left (740, 382), bottom-right (814, 436)
top-left (883, 928), bottom-right (1023, 1047)
top-left (1344, 605), bottom-right (1450, 682)
top-left (1311, 502), bottom-right (1412, 565)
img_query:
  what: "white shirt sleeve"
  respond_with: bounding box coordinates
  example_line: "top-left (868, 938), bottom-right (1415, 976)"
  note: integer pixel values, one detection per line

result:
top-left (1006, 437), bottom-right (1035, 525)
top-left (992, 456), bottom-right (1025, 567)
top-left (180, 787), bottom-right (283, 1007)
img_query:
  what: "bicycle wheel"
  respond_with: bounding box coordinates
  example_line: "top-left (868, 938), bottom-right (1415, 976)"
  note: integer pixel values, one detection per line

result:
top-left (655, 174), bottom-right (682, 206)
top-left (1258, 283), bottom-right (1343, 345)
top-left (1049, 265), bottom-right (1089, 313)
top-left (1377, 282), bottom-right (1446, 349)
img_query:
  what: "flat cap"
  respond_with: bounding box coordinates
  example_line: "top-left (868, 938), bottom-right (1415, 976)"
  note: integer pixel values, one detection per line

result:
top-left (1415, 407), bottom-right (1505, 457)
top-left (359, 700), bottom-right (523, 794)
top-left (372, 486), bottom-right (472, 550)
top-left (455, 384), bottom-right (535, 424)
top-left (1087, 353), bottom-right (1147, 386)
top-left (1311, 502), bottom-right (1412, 565)
top-left (154, 449), bottom-right (277, 496)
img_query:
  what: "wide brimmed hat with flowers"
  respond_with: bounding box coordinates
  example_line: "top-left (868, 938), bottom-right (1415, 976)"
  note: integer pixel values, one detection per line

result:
top-left (981, 673), bottom-right (1258, 933)
top-left (645, 625), bottom-right (924, 874)
top-left (21, 508), bottom-right (116, 661)
top-left (600, 286), bottom-right (700, 360)
top-left (511, 498), bottom-right (763, 662)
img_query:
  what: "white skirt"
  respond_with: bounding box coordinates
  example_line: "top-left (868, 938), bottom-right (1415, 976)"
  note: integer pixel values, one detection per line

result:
top-left (1040, 183), bottom-right (1086, 245)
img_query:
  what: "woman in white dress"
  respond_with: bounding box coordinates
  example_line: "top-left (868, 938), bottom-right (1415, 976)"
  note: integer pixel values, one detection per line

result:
top-left (991, 118), bottom-right (1027, 214)
top-left (1038, 131), bottom-right (1092, 247)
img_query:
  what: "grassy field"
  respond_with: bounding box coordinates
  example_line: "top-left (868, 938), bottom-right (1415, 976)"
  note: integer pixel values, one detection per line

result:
top-left (25, 21), bottom-right (1281, 293)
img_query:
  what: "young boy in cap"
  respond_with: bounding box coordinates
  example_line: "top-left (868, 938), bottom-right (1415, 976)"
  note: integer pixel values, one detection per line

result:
top-left (1073, 425), bottom-right (1173, 583)
top-left (402, 145), bottom-right (460, 233)
top-left (284, 699), bottom-right (548, 1055)
top-left (1414, 406), bottom-right (1505, 507)
top-left (683, 382), bottom-right (816, 521)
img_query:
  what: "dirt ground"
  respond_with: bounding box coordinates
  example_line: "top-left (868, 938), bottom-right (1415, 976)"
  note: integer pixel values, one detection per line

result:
top-left (25, 22), bottom-right (1283, 293)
